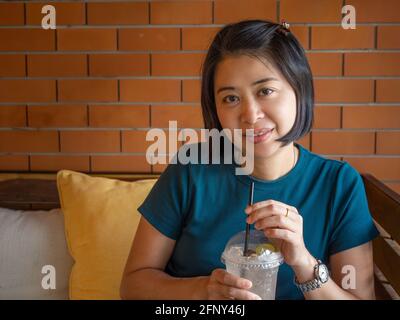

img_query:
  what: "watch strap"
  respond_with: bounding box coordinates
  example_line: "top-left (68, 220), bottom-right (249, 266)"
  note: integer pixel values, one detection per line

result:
top-left (294, 277), bottom-right (322, 293)
top-left (294, 259), bottom-right (327, 293)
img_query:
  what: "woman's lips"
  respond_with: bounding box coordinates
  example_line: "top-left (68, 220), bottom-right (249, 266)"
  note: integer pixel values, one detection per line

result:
top-left (243, 128), bottom-right (274, 144)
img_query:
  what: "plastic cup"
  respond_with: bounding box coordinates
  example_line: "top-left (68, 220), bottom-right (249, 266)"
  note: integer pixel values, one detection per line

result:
top-left (221, 229), bottom-right (284, 300)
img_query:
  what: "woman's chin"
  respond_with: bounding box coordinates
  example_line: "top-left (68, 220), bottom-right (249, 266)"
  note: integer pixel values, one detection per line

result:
top-left (242, 141), bottom-right (279, 159)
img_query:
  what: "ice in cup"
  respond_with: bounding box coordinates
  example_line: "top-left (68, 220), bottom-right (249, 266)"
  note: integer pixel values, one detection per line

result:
top-left (221, 229), bottom-right (284, 300)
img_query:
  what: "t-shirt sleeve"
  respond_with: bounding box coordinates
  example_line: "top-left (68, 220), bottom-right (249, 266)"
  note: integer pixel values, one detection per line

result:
top-left (328, 162), bottom-right (380, 256)
top-left (137, 159), bottom-right (191, 240)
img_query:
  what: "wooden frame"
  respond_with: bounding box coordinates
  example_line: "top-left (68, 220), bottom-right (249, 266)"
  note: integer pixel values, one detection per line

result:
top-left (361, 174), bottom-right (400, 300)
top-left (0, 172), bottom-right (399, 299)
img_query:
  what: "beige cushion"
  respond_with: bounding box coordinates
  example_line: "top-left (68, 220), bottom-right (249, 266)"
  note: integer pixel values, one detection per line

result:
top-left (0, 207), bottom-right (73, 300)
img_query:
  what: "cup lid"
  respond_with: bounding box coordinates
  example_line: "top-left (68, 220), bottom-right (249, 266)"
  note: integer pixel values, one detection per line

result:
top-left (221, 229), bottom-right (284, 269)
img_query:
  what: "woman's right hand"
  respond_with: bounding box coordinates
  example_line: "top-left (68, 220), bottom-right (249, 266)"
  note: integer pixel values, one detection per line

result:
top-left (205, 269), bottom-right (261, 300)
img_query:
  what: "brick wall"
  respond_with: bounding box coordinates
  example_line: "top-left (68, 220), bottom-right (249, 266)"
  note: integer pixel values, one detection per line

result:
top-left (0, 0), bottom-right (399, 193)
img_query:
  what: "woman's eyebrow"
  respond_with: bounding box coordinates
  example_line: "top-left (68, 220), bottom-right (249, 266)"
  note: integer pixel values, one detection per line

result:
top-left (216, 77), bottom-right (279, 94)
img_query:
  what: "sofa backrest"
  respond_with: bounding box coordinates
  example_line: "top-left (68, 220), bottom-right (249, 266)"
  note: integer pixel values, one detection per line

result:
top-left (0, 173), bottom-right (159, 210)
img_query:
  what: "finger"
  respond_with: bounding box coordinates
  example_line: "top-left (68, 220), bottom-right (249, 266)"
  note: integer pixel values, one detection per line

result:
top-left (265, 228), bottom-right (296, 242)
top-left (245, 199), bottom-right (274, 214)
top-left (248, 204), bottom-right (299, 224)
top-left (246, 206), bottom-right (276, 224)
top-left (247, 203), bottom-right (284, 224)
top-left (213, 269), bottom-right (252, 289)
top-left (254, 215), bottom-right (298, 233)
top-left (246, 200), bottom-right (299, 217)
top-left (220, 284), bottom-right (262, 300)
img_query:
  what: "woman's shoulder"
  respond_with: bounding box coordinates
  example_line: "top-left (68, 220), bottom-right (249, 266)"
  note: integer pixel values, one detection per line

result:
top-left (301, 145), bottom-right (362, 186)
top-left (303, 145), bottom-right (355, 173)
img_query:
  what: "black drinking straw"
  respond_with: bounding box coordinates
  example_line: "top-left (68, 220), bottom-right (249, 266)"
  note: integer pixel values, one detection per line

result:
top-left (244, 181), bottom-right (254, 256)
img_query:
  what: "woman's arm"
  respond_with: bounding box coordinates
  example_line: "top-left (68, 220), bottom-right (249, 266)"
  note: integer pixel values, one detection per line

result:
top-left (246, 199), bottom-right (376, 300)
top-left (293, 241), bottom-right (375, 300)
top-left (120, 217), bottom-right (260, 300)
top-left (120, 217), bottom-right (207, 299)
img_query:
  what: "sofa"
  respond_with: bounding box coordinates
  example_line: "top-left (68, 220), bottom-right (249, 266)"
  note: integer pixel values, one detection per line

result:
top-left (0, 171), bottom-right (158, 300)
top-left (0, 171), bottom-right (399, 300)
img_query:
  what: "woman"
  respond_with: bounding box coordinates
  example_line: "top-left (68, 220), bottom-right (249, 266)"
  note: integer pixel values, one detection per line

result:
top-left (120, 20), bottom-right (379, 300)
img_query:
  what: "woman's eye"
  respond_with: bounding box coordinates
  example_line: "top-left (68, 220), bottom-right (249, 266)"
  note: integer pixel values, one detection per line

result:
top-left (260, 88), bottom-right (274, 96)
top-left (222, 95), bottom-right (238, 104)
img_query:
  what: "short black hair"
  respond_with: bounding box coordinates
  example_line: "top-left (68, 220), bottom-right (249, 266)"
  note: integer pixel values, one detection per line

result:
top-left (200, 19), bottom-right (314, 147)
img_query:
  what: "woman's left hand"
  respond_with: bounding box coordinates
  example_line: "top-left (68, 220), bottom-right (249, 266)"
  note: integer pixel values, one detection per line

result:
top-left (245, 199), bottom-right (313, 268)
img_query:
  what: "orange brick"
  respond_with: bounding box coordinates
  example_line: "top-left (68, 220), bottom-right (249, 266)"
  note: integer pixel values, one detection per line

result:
top-left (122, 131), bottom-right (150, 153)
top-left (345, 53), bottom-right (400, 76)
top-left (313, 106), bottom-right (341, 129)
top-left (89, 105), bottom-right (149, 128)
top-left (57, 29), bottom-right (116, 51)
top-left (314, 79), bottom-right (374, 103)
top-left (151, 105), bottom-right (203, 128)
top-left (123, 130), bottom-right (183, 154)
top-left (343, 158), bottom-right (400, 180)
top-left (377, 80), bottom-right (400, 103)
top-left (312, 131), bottom-right (375, 154)
top-left (0, 80), bottom-right (56, 103)
top-left (307, 53), bottom-right (342, 76)
top-left (376, 132), bottom-right (400, 154)
top-left (0, 3), bottom-right (24, 25)
top-left (60, 131), bottom-right (120, 153)
top-left (378, 26), bottom-right (400, 49)
top-left (119, 28), bottom-right (180, 51)
top-left (89, 54), bottom-right (149, 77)
top-left (0, 106), bottom-right (26, 127)
top-left (87, 2), bottom-right (148, 25)
top-left (0, 29), bottom-right (55, 51)
top-left (343, 106), bottom-right (400, 129)
top-left (347, 0), bottom-right (400, 23)
top-left (312, 26), bottom-right (374, 49)
top-left (30, 155), bottom-right (90, 172)
top-left (296, 133), bottom-right (311, 150)
top-left (214, 0), bottom-right (276, 24)
top-left (151, 1), bottom-right (212, 24)
top-left (182, 79), bottom-right (201, 102)
top-left (182, 27), bottom-right (220, 50)
top-left (28, 105), bottom-right (87, 128)
top-left (120, 79), bottom-right (180, 102)
top-left (0, 55), bottom-right (25, 77)
top-left (27, 54), bottom-right (87, 77)
top-left (91, 155), bottom-right (151, 173)
top-left (26, 2), bottom-right (85, 25)
top-left (58, 79), bottom-right (118, 102)
top-left (153, 162), bottom-right (168, 173)
top-left (0, 155), bottom-right (29, 171)
top-left (290, 26), bottom-right (309, 50)
top-left (0, 131), bottom-right (58, 152)
top-left (280, 0), bottom-right (342, 23)
top-left (152, 53), bottom-right (204, 76)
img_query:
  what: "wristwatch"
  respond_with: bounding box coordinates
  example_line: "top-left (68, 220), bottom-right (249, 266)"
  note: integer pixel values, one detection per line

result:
top-left (294, 260), bottom-right (330, 293)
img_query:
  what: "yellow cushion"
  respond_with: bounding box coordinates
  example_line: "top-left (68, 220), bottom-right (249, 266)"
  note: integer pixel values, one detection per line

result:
top-left (56, 170), bottom-right (157, 300)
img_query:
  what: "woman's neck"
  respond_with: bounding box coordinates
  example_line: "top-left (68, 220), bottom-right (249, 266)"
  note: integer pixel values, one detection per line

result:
top-left (250, 143), bottom-right (298, 181)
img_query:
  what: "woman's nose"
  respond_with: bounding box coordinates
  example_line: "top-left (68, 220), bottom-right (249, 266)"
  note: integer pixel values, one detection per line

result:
top-left (240, 98), bottom-right (264, 124)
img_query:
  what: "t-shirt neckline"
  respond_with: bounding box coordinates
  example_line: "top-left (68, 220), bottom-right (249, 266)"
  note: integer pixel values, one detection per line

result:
top-left (231, 142), bottom-right (307, 190)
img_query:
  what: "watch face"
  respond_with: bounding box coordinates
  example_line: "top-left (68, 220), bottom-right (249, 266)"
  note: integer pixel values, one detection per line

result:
top-left (318, 264), bottom-right (329, 283)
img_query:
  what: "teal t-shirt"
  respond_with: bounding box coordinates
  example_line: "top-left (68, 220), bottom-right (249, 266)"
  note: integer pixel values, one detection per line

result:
top-left (138, 142), bottom-right (379, 300)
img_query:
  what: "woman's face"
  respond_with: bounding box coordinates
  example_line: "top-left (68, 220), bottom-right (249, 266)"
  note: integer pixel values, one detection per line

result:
top-left (214, 54), bottom-right (297, 159)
